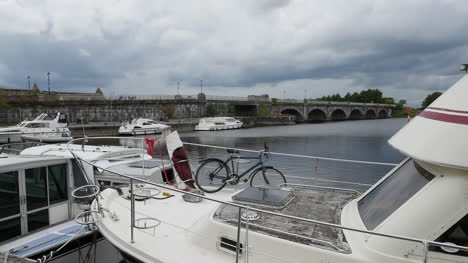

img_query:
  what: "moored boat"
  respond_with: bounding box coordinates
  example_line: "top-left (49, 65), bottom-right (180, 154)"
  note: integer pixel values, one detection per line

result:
top-left (195, 117), bottom-right (243, 131)
top-left (0, 154), bottom-right (122, 262)
top-left (88, 66), bottom-right (468, 262)
top-left (0, 113), bottom-right (70, 144)
top-left (118, 118), bottom-right (170, 136)
top-left (20, 131), bottom-right (73, 143)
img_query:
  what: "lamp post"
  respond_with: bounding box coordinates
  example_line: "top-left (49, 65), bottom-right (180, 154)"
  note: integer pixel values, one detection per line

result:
top-left (27, 75), bottom-right (31, 94)
top-left (177, 81), bottom-right (180, 95)
top-left (47, 72), bottom-right (51, 93)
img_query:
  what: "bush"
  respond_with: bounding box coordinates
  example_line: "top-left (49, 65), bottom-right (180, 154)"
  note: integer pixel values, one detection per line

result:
top-left (258, 104), bottom-right (271, 117)
top-left (206, 104), bottom-right (218, 117)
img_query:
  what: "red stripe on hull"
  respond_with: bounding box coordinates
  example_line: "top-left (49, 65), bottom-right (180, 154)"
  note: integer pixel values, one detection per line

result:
top-left (420, 110), bottom-right (468, 125)
top-left (427, 107), bottom-right (468, 114)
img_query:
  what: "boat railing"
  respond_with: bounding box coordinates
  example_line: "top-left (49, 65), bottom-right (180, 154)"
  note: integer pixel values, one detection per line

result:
top-left (182, 141), bottom-right (397, 192)
top-left (66, 137), bottom-right (468, 263)
top-left (0, 141), bottom-right (46, 155)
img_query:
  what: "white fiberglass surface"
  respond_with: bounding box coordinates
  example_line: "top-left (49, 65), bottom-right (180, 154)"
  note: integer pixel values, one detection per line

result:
top-left (357, 158), bottom-right (435, 230)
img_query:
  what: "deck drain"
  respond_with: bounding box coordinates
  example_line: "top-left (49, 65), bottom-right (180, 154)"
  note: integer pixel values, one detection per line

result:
top-left (241, 211), bottom-right (260, 221)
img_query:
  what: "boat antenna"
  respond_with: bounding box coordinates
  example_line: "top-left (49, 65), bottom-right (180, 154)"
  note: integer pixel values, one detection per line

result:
top-left (80, 110), bottom-right (87, 151)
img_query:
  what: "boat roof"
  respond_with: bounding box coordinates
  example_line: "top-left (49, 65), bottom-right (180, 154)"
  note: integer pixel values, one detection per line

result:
top-left (0, 155), bottom-right (67, 171)
top-left (389, 74), bottom-right (468, 169)
top-left (20, 144), bottom-right (148, 160)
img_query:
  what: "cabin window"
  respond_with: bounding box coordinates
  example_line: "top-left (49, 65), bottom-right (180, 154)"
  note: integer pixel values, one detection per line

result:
top-left (0, 218), bottom-right (21, 242)
top-left (0, 171), bottom-right (20, 219)
top-left (58, 113), bottom-right (67, 123)
top-left (27, 209), bottom-right (49, 232)
top-left (25, 167), bottom-right (48, 211)
top-left (431, 214), bottom-right (468, 256)
top-left (48, 164), bottom-right (68, 204)
top-left (358, 159), bottom-right (435, 230)
top-left (72, 160), bottom-right (88, 187)
top-left (27, 123), bottom-right (48, 128)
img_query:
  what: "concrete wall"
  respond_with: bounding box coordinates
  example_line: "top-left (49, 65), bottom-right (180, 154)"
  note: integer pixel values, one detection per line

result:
top-left (0, 98), bottom-right (393, 124)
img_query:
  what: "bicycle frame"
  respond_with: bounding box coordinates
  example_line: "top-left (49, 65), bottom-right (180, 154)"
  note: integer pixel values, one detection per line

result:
top-left (224, 153), bottom-right (267, 181)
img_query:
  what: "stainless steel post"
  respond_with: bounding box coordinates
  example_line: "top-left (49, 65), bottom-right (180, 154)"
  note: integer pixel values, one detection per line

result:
top-left (422, 241), bottom-right (428, 263)
top-left (236, 207), bottom-right (242, 263)
top-left (130, 178), bottom-right (135, 243)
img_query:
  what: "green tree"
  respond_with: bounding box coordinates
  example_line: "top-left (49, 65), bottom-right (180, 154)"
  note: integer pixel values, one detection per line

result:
top-left (383, 97), bottom-right (395, 104)
top-left (206, 104), bottom-right (218, 117)
top-left (0, 90), bottom-right (9, 109)
top-left (271, 98), bottom-right (278, 106)
top-left (227, 105), bottom-right (236, 116)
top-left (161, 104), bottom-right (175, 119)
top-left (358, 89), bottom-right (384, 103)
top-left (395, 99), bottom-right (406, 110)
top-left (258, 104), bottom-right (271, 117)
top-left (421, 92), bottom-right (442, 109)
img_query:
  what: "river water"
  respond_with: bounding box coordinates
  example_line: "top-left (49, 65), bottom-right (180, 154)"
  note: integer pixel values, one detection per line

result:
top-left (178, 118), bottom-right (408, 192)
top-left (84, 118), bottom-right (406, 192)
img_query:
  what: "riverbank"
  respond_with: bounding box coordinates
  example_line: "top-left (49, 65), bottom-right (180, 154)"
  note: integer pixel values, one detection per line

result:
top-left (392, 109), bottom-right (422, 118)
top-left (68, 116), bottom-right (296, 137)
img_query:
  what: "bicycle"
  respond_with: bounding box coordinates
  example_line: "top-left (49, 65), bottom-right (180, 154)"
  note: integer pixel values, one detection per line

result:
top-left (194, 145), bottom-right (287, 193)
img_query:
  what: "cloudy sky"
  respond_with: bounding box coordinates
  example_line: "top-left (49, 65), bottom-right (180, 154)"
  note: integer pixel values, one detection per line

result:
top-left (0, 0), bottom-right (467, 106)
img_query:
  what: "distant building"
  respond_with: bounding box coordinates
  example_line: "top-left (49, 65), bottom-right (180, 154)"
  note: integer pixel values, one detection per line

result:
top-left (0, 86), bottom-right (105, 102)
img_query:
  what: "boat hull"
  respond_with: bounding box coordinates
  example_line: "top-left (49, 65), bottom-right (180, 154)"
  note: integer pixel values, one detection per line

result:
top-left (0, 132), bottom-right (23, 143)
top-left (21, 134), bottom-right (73, 143)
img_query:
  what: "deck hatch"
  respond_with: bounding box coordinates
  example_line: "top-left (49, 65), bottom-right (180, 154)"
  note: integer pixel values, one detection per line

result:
top-left (232, 187), bottom-right (293, 207)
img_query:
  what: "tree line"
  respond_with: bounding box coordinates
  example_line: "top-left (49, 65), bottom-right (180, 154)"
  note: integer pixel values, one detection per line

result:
top-left (316, 88), bottom-right (442, 109)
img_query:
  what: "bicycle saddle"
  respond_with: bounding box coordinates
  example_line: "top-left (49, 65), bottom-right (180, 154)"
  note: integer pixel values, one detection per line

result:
top-left (226, 148), bottom-right (239, 154)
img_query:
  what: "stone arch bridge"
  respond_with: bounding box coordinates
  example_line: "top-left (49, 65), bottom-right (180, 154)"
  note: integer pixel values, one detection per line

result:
top-left (273, 101), bottom-right (393, 122)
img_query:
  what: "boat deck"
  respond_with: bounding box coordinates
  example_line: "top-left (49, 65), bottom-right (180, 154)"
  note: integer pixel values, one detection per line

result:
top-left (213, 185), bottom-right (359, 253)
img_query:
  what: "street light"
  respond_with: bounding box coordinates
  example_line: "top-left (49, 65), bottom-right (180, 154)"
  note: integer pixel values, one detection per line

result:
top-left (26, 75), bottom-right (31, 94)
top-left (177, 81), bottom-right (180, 95)
top-left (47, 72), bottom-right (51, 93)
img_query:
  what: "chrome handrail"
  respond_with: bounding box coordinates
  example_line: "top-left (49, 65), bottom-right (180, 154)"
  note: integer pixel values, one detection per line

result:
top-left (67, 137), bottom-right (468, 263)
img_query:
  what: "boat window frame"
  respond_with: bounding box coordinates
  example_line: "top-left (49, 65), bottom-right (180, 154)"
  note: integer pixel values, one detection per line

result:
top-left (0, 159), bottom-right (72, 243)
top-left (357, 158), bottom-right (436, 230)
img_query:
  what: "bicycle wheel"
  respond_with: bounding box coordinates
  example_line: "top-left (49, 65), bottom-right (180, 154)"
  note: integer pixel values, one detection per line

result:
top-left (195, 159), bottom-right (230, 193)
top-left (249, 167), bottom-right (287, 188)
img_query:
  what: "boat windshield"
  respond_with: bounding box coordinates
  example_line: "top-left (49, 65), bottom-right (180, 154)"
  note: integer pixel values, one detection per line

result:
top-left (358, 158), bottom-right (435, 230)
top-left (16, 122), bottom-right (27, 127)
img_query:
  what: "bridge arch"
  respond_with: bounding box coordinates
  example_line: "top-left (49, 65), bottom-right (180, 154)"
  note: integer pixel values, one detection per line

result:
top-left (378, 109), bottom-right (388, 119)
top-left (281, 109), bottom-right (303, 121)
top-left (349, 109), bottom-right (363, 120)
top-left (308, 109), bottom-right (327, 122)
top-left (365, 109), bottom-right (377, 119)
top-left (330, 109), bottom-right (347, 121)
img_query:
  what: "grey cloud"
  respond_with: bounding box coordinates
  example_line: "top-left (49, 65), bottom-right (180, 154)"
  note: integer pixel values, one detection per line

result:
top-left (0, 0), bottom-right (467, 107)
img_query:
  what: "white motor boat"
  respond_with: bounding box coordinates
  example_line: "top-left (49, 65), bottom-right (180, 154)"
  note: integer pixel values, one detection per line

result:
top-left (195, 117), bottom-right (243, 131)
top-left (21, 131), bottom-right (73, 143)
top-left (0, 112), bottom-right (71, 143)
top-left (118, 118), bottom-right (170, 135)
top-left (88, 67), bottom-right (468, 263)
top-left (0, 154), bottom-right (122, 262)
top-left (20, 142), bottom-right (174, 187)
